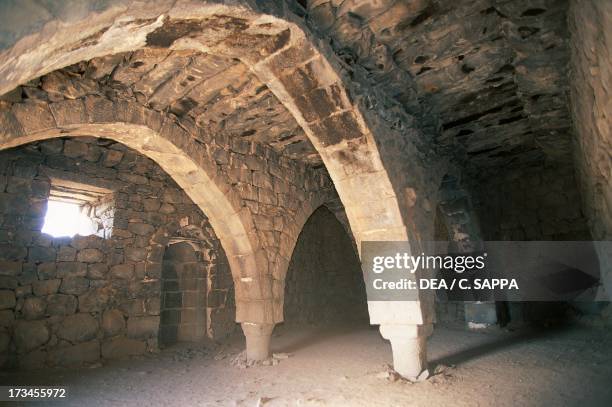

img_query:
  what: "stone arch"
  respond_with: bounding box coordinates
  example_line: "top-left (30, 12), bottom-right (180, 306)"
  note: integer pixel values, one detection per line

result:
top-left (282, 203), bottom-right (368, 324)
top-left (0, 0), bottom-right (442, 377)
top-left (0, 0), bottom-right (410, 251)
top-left (155, 221), bottom-right (234, 343)
top-left (0, 97), bottom-right (268, 324)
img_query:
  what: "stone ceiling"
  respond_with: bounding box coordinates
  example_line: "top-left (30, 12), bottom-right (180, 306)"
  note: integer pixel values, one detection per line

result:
top-left (0, 0), bottom-right (576, 180)
top-left (303, 0), bottom-right (573, 178)
top-left (8, 49), bottom-right (322, 166)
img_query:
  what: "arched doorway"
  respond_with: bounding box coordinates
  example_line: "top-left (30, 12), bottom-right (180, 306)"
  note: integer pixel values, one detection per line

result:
top-left (283, 206), bottom-right (368, 325)
top-left (160, 241), bottom-right (206, 346)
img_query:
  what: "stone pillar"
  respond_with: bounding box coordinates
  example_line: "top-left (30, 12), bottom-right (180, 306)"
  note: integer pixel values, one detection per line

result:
top-left (241, 322), bottom-right (274, 361)
top-left (379, 323), bottom-right (432, 381)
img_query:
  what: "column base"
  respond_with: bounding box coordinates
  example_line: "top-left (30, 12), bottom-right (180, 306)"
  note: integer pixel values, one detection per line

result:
top-left (241, 322), bottom-right (274, 361)
top-left (379, 324), bottom-right (432, 381)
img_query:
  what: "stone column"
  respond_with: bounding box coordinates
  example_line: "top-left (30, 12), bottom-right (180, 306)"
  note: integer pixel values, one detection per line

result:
top-left (379, 323), bottom-right (432, 381)
top-left (241, 322), bottom-right (275, 361)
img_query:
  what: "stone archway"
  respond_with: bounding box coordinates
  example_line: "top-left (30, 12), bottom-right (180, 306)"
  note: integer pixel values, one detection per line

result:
top-left (0, 98), bottom-right (269, 332)
top-left (0, 0), bottom-right (442, 378)
top-left (283, 205), bottom-right (368, 325)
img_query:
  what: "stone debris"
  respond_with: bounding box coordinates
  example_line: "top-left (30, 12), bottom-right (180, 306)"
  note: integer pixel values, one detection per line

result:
top-left (171, 347), bottom-right (209, 362)
top-left (230, 351), bottom-right (291, 369)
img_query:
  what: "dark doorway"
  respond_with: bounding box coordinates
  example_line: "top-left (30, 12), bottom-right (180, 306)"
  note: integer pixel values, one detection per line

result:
top-left (159, 241), bottom-right (207, 346)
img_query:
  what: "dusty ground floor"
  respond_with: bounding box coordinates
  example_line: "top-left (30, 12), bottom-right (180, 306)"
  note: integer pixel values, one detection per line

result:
top-left (2, 322), bottom-right (611, 407)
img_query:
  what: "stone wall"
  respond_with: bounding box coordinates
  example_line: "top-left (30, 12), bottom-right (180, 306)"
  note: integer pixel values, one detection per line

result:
top-left (468, 164), bottom-right (591, 241)
top-left (0, 137), bottom-right (234, 369)
top-left (0, 62), bottom-right (341, 324)
top-left (284, 207), bottom-right (368, 325)
top-left (568, 1), bottom-right (612, 298)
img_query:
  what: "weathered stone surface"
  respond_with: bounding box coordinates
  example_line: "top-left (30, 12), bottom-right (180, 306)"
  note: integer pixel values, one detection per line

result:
top-left (110, 264), bottom-right (134, 280)
top-left (127, 316), bottom-right (159, 339)
top-left (32, 279), bottom-right (61, 296)
top-left (0, 310), bottom-right (15, 326)
top-left (28, 246), bottom-right (56, 263)
top-left (77, 248), bottom-right (104, 263)
top-left (56, 262), bottom-right (87, 278)
top-left (60, 277), bottom-right (90, 295)
top-left (57, 246), bottom-right (77, 261)
top-left (58, 313), bottom-right (98, 343)
top-left (37, 262), bottom-right (57, 279)
top-left (87, 263), bottom-right (108, 279)
top-left (46, 294), bottom-right (77, 316)
top-left (0, 261), bottom-right (21, 276)
top-left (78, 288), bottom-right (110, 313)
top-left (101, 337), bottom-right (146, 359)
top-left (14, 320), bottom-right (49, 352)
top-left (22, 296), bottom-right (46, 319)
top-left (101, 309), bottom-right (125, 337)
top-left (0, 290), bottom-right (16, 310)
top-left (48, 341), bottom-right (100, 366)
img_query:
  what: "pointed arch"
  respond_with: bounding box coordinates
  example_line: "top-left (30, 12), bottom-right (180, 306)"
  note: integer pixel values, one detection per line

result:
top-left (0, 0), bottom-right (439, 329)
top-left (0, 96), bottom-right (271, 323)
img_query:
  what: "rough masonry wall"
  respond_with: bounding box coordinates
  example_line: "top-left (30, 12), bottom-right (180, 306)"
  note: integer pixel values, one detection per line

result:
top-left (568, 1), bottom-right (612, 297)
top-left (0, 138), bottom-right (234, 369)
top-left (283, 207), bottom-right (368, 324)
top-left (469, 164), bottom-right (591, 241)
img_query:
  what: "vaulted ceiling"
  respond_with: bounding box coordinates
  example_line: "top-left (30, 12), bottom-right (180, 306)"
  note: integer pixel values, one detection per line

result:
top-left (303, 0), bottom-right (573, 178)
top-left (1, 0), bottom-right (575, 180)
top-left (14, 49), bottom-right (322, 166)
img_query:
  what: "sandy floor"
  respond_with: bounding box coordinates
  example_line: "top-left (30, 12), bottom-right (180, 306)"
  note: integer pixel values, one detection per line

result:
top-left (2, 322), bottom-right (612, 406)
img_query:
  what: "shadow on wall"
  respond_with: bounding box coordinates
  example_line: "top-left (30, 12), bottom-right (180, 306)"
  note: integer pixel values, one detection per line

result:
top-left (283, 206), bottom-right (368, 326)
top-left (159, 242), bottom-right (206, 346)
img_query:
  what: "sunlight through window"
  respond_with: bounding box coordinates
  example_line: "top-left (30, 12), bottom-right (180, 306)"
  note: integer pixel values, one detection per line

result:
top-left (41, 200), bottom-right (96, 238)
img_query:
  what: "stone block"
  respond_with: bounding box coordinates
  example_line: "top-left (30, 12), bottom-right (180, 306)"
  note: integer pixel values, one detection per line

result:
top-left (32, 279), bottom-right (61, 296)
top-left (78, 288), bottom-right (110, 313)
top-left (102, 149), bottom-right (124, 167)
top-left (0, 309), bottom-right (15, 326)
top-left (57, 246), bottom-right (77, 261)
top-left (77, 248), bottom-right (104, 263)
top-left (101, 309), bottom-right (125, 337)
top-left (22, 296), bottom-right (45, 319)
top-left (15, 285), bottom-right (32, 297)
top-left (127, 316), bottom-right (159, 339)
top-left (0, 261), bottom-right (21, 276)
top-left (87, 263), bottom-right (108, 279)
top-left (101, 337), bottom-right (146, 359)
top-left (28, 246), bottom-right (56, 263)
top-left (145, 297), bottom-right (160, 316)
top-left (64, 139), bottom-right (88, 158)
top-left (128, 222), bottom-right (155, 236)
top-left (0, 330), bottom-right (9, 352)
top-left (56, 262), bottom-right (87, 278)
top-left (37, 262), bottom-right (56, 279)
top-left (0, 244), bottom-right (27, 261)
top-left (71, 235), bottom-right (103, 250)
top-left (0, 192), bottom-right (28, 214)
top-left (0, 276), bottom-right (18, 289)
top-left (46, 294), bottom-right (77, 316)
top-left (12, 102), bottom-right (56, 134)
top-left (58, 313), bottom-right (99, 343)
top-left (20, 350), bottom-right (47, 370)
top-left (110, 264), bottom-right (134, 280)
top-left (14, 320), bottom-right (49, 353)
top-left (60, 277), bottom-right (89, 295)
top-left (125, 247), bottom-right (147, 262)
top-left (0, 290), bottom-right (16, 310)
top-left (47, 340), bottom-right (100, 366)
